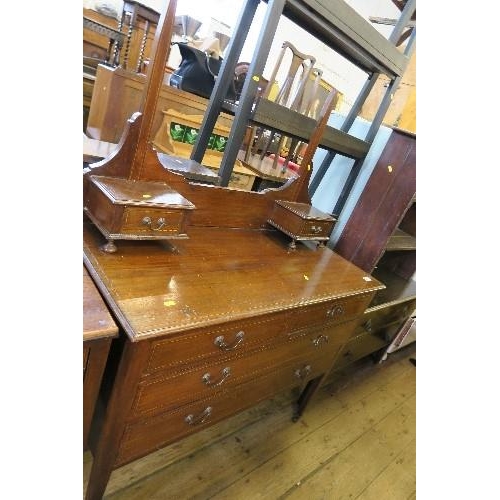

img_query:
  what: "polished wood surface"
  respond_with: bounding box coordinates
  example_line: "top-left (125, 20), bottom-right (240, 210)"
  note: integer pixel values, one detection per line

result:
top-left (83, 220), bottom-right (384, 499)
top-left (84, 222), bottom-right (383, 341)
top-left (83, 266), bottom-right (118, 342)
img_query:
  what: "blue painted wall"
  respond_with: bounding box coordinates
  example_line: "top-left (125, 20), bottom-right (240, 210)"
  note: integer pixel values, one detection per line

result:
top-left (310, 112), bottom-right (393, 246)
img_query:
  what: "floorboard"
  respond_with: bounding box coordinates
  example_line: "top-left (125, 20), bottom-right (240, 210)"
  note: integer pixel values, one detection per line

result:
top-left (83, 344), bottom-right (416, 499)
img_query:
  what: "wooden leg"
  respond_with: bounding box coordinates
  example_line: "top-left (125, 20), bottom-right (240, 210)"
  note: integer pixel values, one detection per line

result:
top-left (292, 375), bottom-right (323, 422)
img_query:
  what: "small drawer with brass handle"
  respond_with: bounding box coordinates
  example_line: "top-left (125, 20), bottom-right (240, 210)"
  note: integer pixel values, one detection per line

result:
top-left (289, 293), bottom-right (372, 332)
top-left (122, 207), bottom-right (186, 235)
top-left (267, 200), bottom-right (336, 243)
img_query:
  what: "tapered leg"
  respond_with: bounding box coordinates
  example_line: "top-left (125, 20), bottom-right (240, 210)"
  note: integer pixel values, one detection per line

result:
top-left (292, 375), bottom-right (323, 422)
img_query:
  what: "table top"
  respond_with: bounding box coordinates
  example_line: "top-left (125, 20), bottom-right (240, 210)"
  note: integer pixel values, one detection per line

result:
top-left (83, 265), bottom-right (119, 342)
top-left (83, 220), bottom-right (384, 342)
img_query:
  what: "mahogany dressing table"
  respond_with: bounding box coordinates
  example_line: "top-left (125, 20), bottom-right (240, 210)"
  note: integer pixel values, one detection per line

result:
top-left (84, 221), bottom-right (383, 499)
top-left (83, 2), bottom-right (384, 497)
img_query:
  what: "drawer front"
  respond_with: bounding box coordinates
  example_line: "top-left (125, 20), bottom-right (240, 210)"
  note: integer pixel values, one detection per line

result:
top-left (301, 219), bottom-right (334, 238)
top-left (360, 299), bottom-right (416, 335)
top-left (132, 321), bottom-right (354, 418)
top-left (146, 311), bottom-right (291, 374)
top-left (122, 207), bottom-right (186, 235)
top-left (289, 293), bottom-right (372, 332)
top-left (333, 331), bottom-right (389, 371)
top-left (116, 355), bottom-right (329, 467)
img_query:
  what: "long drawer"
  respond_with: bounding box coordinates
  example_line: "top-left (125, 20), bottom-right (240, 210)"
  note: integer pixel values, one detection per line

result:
top-left (115, 353), bottom-right (332, 467)
top-left (145, 294), bottom-right (372, 376)
top-left (131, 320), bottom-right (356, 418)
top-left (145, 310), bottom-right (291, 374)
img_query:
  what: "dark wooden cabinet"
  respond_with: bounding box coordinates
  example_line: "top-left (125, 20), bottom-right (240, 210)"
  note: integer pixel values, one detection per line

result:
top-left (331, 128), bottom-right (416, 369)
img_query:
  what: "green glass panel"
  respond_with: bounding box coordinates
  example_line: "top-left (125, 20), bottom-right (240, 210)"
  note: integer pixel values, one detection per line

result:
top-left (170, 122), bottom-right (186, 142)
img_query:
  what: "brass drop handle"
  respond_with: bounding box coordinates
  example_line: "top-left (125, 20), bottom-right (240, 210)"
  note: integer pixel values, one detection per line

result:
top-left (312, 334), bottom-right (329, 347)
top-left (142, 216), bottom-right (166, 231)
top-left (202, 367), bottom-right (231, 387)
top-left (363, 319), bottom-right (372, 333)
top-left (310, 225), bottom-right (322, 234)
top-left (185, 406), bottom-right (212, 426)
top-left (294, 365), bottom-right (312, 380)
top-left (327, 305), bottom-right (344, 318)
top-left (214, 331), bottom-right (245, 351)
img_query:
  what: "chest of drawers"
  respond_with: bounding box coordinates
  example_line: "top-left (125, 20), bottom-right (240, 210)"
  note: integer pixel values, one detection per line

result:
top-left (83, 221), bottom-right (383, 499)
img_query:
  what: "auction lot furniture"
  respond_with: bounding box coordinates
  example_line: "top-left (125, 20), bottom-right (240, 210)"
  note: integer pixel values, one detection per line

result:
top-left (82, 1), bottom-right (416, 498)
top-left (84, 218), bottom-right (383, 499)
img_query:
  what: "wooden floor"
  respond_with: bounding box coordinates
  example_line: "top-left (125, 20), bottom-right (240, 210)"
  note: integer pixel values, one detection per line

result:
top-left (84, 344), bottom-right (416, 499)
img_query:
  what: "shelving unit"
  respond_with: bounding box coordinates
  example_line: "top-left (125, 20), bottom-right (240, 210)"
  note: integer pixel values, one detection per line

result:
top-left (330, 127), bottom-right (416, 370)
top-left (189, 0), bottom-right (416, 199)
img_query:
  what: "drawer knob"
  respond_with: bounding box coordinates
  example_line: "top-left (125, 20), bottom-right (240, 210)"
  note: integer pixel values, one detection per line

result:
top-left (327, 305), bottom-right (344, 318)
top-left (312, 334), bottom-right (329, 347)
top-left (202, 367), bottom-right (231, 387)
top-left (294, 364), bottom-right (312, 380)
top-left (214, 331), bottom-right (245, 351)
top-left (142, 216), bottom-right (166, 231)
top-left (185, 406), bottom-right (212, 426)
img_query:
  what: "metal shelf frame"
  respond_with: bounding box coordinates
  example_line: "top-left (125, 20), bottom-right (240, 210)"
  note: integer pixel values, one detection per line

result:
top-left (189, 0), bottom-right (416, 211)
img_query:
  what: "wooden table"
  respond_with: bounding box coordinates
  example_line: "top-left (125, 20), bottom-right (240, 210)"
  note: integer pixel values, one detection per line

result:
top-left (83, 266), bottom-right (119, 450)
top-left (83, 219), bottom-right (383, 499)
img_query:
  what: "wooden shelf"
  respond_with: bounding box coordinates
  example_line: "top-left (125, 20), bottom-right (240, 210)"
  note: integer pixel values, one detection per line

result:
top-left (385, 228), bottom-right (416, 251)
top-left (223, 99), bottom-right (370, 159)
top-left (368, 267), bottom-right (416, 308)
